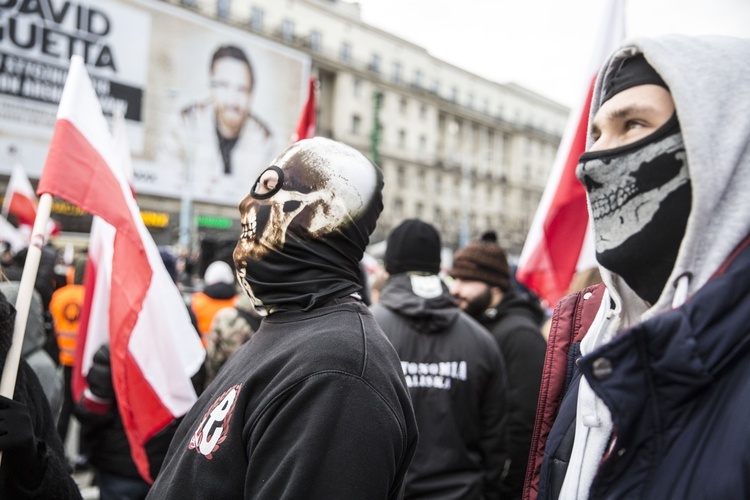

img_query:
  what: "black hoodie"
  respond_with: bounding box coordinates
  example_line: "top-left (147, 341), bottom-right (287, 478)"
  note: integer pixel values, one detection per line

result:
top-left (477, 291), bottom-right (546, 499)
top-left (372, 273), bottom-right (509, 499)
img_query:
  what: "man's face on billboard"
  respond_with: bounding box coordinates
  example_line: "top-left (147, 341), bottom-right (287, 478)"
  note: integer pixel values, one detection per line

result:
top-left (211, 57), bottom-right (253, 139)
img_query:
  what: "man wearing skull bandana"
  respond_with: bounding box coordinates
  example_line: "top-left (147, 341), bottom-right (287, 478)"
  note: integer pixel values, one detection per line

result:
top-left (148, 137), bottom-right (418, 499)
top-left (524, 36), bottom-right (750, 500)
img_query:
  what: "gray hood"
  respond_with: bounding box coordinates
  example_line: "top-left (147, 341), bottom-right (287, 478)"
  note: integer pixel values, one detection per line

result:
top-left (587, 35), bottom-right (750, 324)
top-left (378, 273), bottom-right (459, 333)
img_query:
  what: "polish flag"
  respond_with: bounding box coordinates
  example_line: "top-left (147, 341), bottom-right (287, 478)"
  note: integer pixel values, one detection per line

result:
top-left (37, 56), bottom-right (205, 483)
top-left (291, 76), bottom-right (317, 142)
top-left (516, 0), bottom-right (625, 307)
top-left (2, 164), bottom-right (60, 237)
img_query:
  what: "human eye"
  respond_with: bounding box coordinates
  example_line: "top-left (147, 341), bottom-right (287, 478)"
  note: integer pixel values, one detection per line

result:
top-left (624, 119), bottom-right (645, 132)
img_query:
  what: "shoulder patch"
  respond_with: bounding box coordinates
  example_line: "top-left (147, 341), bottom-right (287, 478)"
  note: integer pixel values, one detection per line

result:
top-left (188, 384), bottom-right (242, 459)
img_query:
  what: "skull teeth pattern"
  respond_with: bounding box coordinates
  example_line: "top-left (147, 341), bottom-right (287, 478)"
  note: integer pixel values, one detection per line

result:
top-left (590, 182), bottom-right (640, 221)
top-left (240, 210), bottom-right (257, 240)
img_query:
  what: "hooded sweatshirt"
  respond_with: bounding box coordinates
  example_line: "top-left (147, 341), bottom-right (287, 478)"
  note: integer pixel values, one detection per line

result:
top-left (532, 35), bottom-right (750, 500)
top-left (372, 273), bottom-right (508, 499)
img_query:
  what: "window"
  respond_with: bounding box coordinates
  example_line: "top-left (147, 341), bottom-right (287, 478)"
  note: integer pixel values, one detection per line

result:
top-left (417, 168), bottom-right (426, 190)
top-left (434, 175), bottom-right (442, 193)
top-left (281, 19), bottom-right (294, 42)
top-left (483, 98), bottom-right (489, 113)
top-left (392, 62), bottom-right (402, 84)
top-left (217, 0), bottom-right (230, 19)
top-left (399, 97), bottom-right (407, 114)
top-left (394, 198), bottom-right (404, 218)
top-left (432, 79), bottom-right (440, 95)
top-left (398, 129), bottom-right (406, 148)
top-left (180, 0), bottom-right (196, 7)
top-left (351, 114), bottom-right (361, 135)
top-left (249, 7), bottom-right (264, 31)
top-left (309, 30), bottom-right (322, 52)
top-left (396, 165), bottom-right (405, 185)
top-left (340, 42), bottom-right (352, 63)
top-left (415, 202), bottom-right (424, 218)
top-left (419, 135), bottom-right (426, 151)
top-left (450, 86), bottom-right (458, 103)
top-left (369, 53), bottom-right (381, 73)
top-left (353, 78), bottom-right (362, 98)
top-left (413, 69), bottom-right (422, 88)
top-left (419, 103), bottom-right (427, 120)
top-left (466, 93), bottom-right (474, 109)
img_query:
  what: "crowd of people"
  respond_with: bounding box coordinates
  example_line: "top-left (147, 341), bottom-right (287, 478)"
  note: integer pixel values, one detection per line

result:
top-left (0, 34), bottom-right (749, 499)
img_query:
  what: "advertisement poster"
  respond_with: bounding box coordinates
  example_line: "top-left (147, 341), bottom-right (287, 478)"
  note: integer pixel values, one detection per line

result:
top-left (0, 0), bottom-right (310, 205)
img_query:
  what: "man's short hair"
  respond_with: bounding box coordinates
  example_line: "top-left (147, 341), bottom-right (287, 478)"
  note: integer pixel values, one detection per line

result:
top-left (210, 44), bottom-right (255, 90)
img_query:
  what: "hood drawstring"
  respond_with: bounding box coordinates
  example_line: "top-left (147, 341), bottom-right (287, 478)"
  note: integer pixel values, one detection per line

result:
top-left (672, 272), bottom-right (692, 309)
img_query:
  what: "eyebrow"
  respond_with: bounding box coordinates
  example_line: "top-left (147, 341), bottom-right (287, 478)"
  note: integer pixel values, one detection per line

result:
top-left (591, 103), bottom-right (660, 136)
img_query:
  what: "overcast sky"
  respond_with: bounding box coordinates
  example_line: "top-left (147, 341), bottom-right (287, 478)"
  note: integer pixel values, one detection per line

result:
top-left (354, 0), bottom-right (750, 107)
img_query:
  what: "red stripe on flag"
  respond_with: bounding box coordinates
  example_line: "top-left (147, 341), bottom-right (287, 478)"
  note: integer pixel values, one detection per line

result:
top-left (38, 119), bottom-right (168, 482)
top-left (517, 78), bottom-right (595, 304)
top-left (72, 255), bottom-right (98, 403)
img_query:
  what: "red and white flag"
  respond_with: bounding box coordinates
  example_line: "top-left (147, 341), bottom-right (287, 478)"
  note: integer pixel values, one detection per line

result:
top-left (516, 0), bottom-right (625, 307)
top-left (291, 76), bottom-right (317, 142)
top-left (37, 56), bottom-right (205, 483)
top-left (2, 163), bottom-right (60, 237)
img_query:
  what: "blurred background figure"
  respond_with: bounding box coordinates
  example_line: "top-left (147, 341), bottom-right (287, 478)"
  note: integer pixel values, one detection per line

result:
top-left (203, 292), bottom-right (260, 389)
top-left (0, 281), bottom-right (63, 423)
top-left (190, 260), bottom-right (237, 347)
top-left (49, 255), bottom-right (87, 460)
top-left (448, 231), bottom-right (546, 499)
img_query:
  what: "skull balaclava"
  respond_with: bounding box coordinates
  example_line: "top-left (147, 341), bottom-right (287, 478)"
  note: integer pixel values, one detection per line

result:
top-left (233, 137), bottom-right (383, 315)
top-left (577, 54), bottom-right (691, 305)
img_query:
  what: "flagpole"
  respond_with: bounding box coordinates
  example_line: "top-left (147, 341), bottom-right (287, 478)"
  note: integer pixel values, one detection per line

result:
top-left (0, 192), bottom-right (52, 464)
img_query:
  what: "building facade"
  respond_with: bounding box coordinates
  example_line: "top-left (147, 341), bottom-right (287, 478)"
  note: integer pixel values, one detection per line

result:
top-left (165, 0), bottom-right (568, 254)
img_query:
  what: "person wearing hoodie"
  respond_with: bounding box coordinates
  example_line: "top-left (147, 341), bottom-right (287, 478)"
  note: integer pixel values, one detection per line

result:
top-left (372, 219), bottom-right (508, 499)
top-left (190, 260), bottom-right (237, 346)
top-left (448, 232), bottom-right (547, 499)
top-left (147, 137), bottom-right (417, 499)
top-left (524, 36), bottom-right (750, 500)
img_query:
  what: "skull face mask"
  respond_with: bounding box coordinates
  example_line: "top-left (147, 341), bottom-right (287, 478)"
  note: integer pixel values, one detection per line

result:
top-left (577, 115), bottom-right (692, 304)
top-left (234, 137), bottom-right (383, 314)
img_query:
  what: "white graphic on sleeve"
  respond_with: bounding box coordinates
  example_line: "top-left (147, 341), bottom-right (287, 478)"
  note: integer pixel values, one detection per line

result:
top-left (401, 361), bottom-right (467, 390)
top-left (188, 384), bottom-right (242, 459)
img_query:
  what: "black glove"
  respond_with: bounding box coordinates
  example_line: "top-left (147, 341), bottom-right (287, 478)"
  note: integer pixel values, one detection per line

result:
top-left (87, 345), bottom-right (115, 401)
top-left (0, 395), bottom-right (38, 461)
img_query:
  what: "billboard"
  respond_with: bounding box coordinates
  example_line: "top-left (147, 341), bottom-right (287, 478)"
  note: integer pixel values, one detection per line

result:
top-left (0, 0), bottom-right (310, 206)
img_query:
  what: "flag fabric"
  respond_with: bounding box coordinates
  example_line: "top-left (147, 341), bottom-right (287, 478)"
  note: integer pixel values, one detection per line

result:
top-left (37, 56), bottom-right (205, 483)
top-left (516, 0), bottom-right (625, 307)
top-left (291, 76), bottom-right (317, 142)
top-left (2, 163), bottom-right (60, 237)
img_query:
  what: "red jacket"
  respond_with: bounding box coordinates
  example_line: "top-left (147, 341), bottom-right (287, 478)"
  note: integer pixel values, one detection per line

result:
top-left (522, 283), bottom-right (605, 500)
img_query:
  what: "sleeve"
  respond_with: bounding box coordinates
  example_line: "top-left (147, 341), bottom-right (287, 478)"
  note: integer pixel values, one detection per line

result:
top-left (6, 362), bottom-right (83, 499)
top-left (480, 344), bottom-right (510, 500)
top-left (245, 372), bottom-right (412, 499)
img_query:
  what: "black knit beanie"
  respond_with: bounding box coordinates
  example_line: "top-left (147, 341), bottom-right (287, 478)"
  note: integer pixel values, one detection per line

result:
top-left (449, 231), bottom-right (510, 292)
top-left (602, 53), bottom-right (668, 104)
top-left (385, 219), bottom-right (441, 275)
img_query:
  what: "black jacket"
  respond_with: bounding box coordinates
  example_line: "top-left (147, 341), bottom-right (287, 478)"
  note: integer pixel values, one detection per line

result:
top-left (372, 273), bottom-right (509, 499)
top-left (478, 291), bottom-right (546, 500)
top-left (148, 299), bottom-right (418, 499)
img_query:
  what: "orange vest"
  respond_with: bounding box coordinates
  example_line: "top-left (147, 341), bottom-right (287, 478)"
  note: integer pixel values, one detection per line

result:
top-left (49, 284), bottom-right (85, 367)
top-left (191, 292), bottom-right (237, 345)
